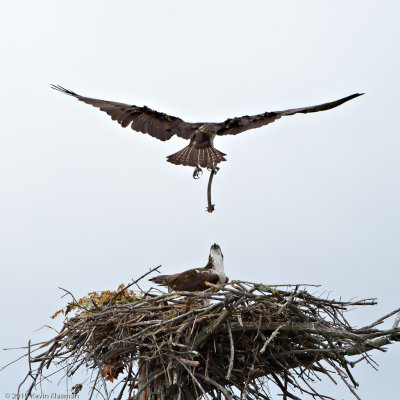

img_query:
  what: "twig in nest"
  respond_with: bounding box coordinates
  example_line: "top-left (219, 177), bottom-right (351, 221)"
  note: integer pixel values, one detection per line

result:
top-left (59, 287), bottom-right (88, 312)
top-left (206, 167), bottom-right (217, 213)
top-left (132, 370), bottom-right (164, 400)
top-left (226, 322), bottom-right (234, 380)
top-left (361, 307), bottom-right (400, 330)
top-left (260, 325), bottom-right (283, 354)
top-left (194, 372), bottom-right (233, 400)
top-left (393, 311), bottom-right (400, 329)
top-left (328, 361), bottom-right (362, 400)
top-left (176, 357), bottom-right (207, 398)
top-left (98, 362), bottom-right (110, 400)
top-left (108, 265), bottom-right (161, 305)
top-left (17, 340), bottom-right (33, 395)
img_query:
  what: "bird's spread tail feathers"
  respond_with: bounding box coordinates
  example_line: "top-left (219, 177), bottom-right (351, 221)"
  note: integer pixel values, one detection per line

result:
top-left (167, 145), bottom-right (226, 168)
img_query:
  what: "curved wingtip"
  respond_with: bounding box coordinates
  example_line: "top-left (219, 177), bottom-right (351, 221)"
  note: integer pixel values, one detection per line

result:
top-left (346, 92), bottom-right (364, 100)
top-left (50, 84), bottom-right (77, 97)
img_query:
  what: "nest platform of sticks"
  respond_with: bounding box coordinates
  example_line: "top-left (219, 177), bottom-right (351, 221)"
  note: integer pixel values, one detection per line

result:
top-left (16, 268), bottom-right (400, 400)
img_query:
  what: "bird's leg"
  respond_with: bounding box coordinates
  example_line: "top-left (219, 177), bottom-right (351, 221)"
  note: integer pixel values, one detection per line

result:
top-left (193, 165), bottom-right (203, 179)
top-left (207, 164), bottom-right (220, 174)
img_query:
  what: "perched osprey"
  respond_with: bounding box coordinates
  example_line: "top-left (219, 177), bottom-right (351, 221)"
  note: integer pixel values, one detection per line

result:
top-left (52, 85), bottom-right (362, 178)
top-left (149, 243), bottom-right (227, 292)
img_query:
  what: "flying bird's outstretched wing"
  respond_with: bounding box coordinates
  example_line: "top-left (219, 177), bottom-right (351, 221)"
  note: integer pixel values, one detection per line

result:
top-left (217, 93), bottom-right (363, 136)
top-left (51, 85), bottom-right (203, 141)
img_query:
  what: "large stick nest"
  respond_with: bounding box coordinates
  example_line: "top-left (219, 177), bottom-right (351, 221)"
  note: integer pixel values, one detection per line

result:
top-left (16, 268), bottom-right (400, 400)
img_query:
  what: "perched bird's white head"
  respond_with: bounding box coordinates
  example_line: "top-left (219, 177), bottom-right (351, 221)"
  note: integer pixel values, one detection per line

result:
top-left (209, 243), bottom-right (224, 270)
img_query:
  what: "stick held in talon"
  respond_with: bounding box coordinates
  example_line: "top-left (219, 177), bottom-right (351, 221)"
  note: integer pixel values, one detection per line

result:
top-left (207, 167), bottom-right (217, 213)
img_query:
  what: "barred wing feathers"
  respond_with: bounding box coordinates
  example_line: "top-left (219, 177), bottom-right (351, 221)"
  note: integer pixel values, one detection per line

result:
top-left (51, 85), bottom-right (202, 141)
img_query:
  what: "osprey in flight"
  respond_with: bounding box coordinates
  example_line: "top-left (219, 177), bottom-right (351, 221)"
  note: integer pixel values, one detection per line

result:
top-left (52, 85), bottom-right (362, 178)
top-left (149, 243), bottom-right (227, 292)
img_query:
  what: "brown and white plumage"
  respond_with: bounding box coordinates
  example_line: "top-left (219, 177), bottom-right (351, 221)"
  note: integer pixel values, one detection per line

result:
top-left (149, 243), bottom-right (227, 292)
top-left (51, 85), bottom-right (363, 172)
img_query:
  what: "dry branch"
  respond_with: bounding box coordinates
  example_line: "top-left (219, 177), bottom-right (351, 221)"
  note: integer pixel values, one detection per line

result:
top-left (9, 276), bottom-right (400, 400)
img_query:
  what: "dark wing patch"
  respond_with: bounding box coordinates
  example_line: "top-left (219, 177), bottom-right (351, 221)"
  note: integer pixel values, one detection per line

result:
top-left (218, 112), bottom-right (281, 136)
top-left (217, 93), bottom-right (363, 136)
top-left (167, 269), bottom-right (220, 291)
top-left (51, 85), bottom-right (202, 141)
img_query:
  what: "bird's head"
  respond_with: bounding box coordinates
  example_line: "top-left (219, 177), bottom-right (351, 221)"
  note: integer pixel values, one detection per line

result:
top-left (199, 124), bottom-right (220, 134)
top-left (209, 243), bottom-right (224, 268)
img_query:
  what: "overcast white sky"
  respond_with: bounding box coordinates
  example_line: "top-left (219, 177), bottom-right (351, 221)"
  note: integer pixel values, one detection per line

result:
top-left (1, 1), bottom-right (399, 398)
